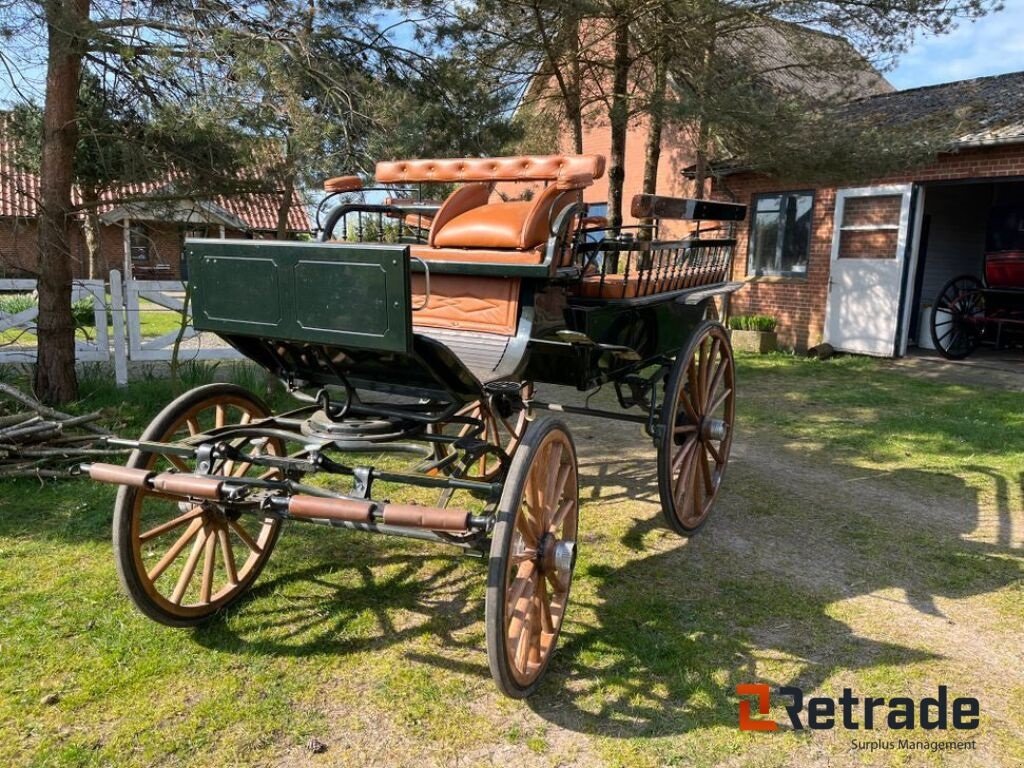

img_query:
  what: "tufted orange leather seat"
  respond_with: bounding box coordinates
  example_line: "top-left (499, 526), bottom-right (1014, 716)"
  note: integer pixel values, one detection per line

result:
top-left (369, 154), bottom-right (607, 346)
top-left (373, 154), bottom-right (604, 268)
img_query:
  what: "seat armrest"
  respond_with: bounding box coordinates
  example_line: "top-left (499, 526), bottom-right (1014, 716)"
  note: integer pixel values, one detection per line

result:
top-left (556, 172), bottom-right (593, 190)
top-left (324, 175), bottom-right (362, 193)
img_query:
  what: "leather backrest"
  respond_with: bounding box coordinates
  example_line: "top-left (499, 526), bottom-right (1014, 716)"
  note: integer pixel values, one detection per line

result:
top-left (427, 183), bottom-right (492, 247)
top-left (431, 184), bottom-right (571, 250)
top-left (376, 154), bottom-right (606, 184)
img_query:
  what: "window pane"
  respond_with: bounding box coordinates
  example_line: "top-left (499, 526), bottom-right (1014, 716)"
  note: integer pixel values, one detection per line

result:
top-left (780, 194), bottom-right (812, 273)
top-left (750, 211), bottom-right (779, 273)
top-left (755, 195), bottom-right (781, 213)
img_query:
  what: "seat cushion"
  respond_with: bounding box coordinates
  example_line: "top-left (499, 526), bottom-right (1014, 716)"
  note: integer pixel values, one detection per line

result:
top-left (432, 201), bottom-right (536, 249)
top-left (410, 245), bottom-right (544, 265)
top-left (430, 183), bottom-right (566, 250)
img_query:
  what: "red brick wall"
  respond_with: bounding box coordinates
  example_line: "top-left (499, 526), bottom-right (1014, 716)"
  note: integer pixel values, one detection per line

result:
top-left (719, 143), bottom-right (1024, 350)
top-left (0, 218), bottom-right (40, 277)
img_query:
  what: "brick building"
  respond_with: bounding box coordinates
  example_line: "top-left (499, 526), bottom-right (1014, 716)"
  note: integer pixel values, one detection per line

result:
top-left (716, 71), bottom-right (1024, 354)
top-left (522, 21), bottom-right (892, 236)
top-left (0, 127), bottom-right (309, 280)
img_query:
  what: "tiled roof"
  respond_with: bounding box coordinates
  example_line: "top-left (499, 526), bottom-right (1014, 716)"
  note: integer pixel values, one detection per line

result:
top-left (0, 118), bottom-right (309, 231)
top-left (0, 129), bottom-right (39, 218)
top-left (843, 70), bottom-right (1024, 147)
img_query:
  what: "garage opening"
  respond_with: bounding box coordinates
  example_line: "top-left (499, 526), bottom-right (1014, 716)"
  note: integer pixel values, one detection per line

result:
top-left (907, 179), bottom-right (1024, 351)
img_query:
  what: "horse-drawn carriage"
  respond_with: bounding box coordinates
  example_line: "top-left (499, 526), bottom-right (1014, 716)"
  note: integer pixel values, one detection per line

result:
top-left (930, 202), bottom-right (1024, 359)
top-left (84, 154), bottom-right (746, 696)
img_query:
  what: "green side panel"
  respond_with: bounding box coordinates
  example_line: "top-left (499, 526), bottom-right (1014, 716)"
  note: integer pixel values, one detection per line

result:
top-left (186, 239), bottom-right (411, 353)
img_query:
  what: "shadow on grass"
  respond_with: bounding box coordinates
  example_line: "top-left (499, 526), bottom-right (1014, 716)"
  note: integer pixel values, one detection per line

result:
top-left (175, 445), bottom-right (1023, 742)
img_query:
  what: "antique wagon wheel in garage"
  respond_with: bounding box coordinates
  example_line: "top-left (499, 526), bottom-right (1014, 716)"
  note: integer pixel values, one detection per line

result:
top-left (930, 274), bottom-right (986, 360)
top-left (112, 384), bottom-right (286, 626)
top-left (657, 321), bottom-right (736, 536)
top-left (486, 417), bottom-right (579, 698)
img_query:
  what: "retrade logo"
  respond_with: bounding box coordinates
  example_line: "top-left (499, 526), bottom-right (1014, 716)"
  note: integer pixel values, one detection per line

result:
top-left (736, 685), bottom-right (979, 732)
top-left (736, 683), bottom-right (777, 731)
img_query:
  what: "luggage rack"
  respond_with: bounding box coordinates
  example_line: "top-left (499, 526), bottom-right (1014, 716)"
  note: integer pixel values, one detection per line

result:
top-left (571, 231), bottom-right (736, 301)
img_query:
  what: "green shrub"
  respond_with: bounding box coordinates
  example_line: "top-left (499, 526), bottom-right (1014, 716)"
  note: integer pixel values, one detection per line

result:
top-left (729, 314), bottom-right (777, 333)
top-left (0, 293), bottom-right (97, 328)
top-left (72, 298), bottom-right (96, 328)
top-left (0, 293), bottom-right (35, 316)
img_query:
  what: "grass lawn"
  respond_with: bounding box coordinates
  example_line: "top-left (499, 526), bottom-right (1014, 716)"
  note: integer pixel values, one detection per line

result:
top-left (0, 354), bottom-right (1021, 767)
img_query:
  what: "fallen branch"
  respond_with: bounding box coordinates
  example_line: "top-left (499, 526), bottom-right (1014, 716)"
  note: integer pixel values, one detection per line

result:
top-left (0, 382), bottom-right (119, 479)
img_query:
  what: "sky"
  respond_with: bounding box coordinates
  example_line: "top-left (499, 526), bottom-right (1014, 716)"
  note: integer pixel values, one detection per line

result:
top-left (887, 0), bottom-right (1024, 89)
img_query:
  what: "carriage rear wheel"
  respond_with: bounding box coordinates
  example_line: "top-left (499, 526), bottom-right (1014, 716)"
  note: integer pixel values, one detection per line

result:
top-left (112, 384), bottom-right (283, 626)
top-left (931, 275), bottom-right (985, 360)
top-left (657, 321), bottom-right (736, 536)
top-left (486, 416), bottom-right (579, 698)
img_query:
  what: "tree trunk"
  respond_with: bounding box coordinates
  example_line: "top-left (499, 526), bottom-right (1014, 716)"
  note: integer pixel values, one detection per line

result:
top-left (35, 0), bottom-right (89, 404)
top-left (275, 167), bottom-right (295, 240)
top-left (606, 10), bottom-right (630, 232)
top-left (692, 116), bottom-right (710, 200)
top-left (640, 46), bottom-right (669, 238)
top-left (565, 15), bottom-right (584, 154)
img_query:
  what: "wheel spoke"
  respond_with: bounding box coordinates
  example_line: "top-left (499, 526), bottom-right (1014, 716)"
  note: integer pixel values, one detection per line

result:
top-left (231, 441), bottom-right (264, 478)
top-left (537, 577), bottom-right (554, 634)
top-left (146, 516), bottom-right (204, 582)
top-left (671, 434), bottom-right (698, 476)
top-left (139, 506), bottom-right (203, 543)
top-left (705, 355), bottom-right (727, 412)
top-left (549, 498), bottom-right (576, 533)
top-left (702, 337), bottom-right (719, 406)
top-left (689, 455), bottom-right (704, 521)
top-left (515, 506), bottom-right (539, 548)
top-left (228, 518), bottom-right (263, 554)
top-left (542, 442), bottom-right (564, 514)
top-left (699, 443), bottom-right (714, 496)
top-left (214, 405), bottom-right (226, 429)
top-left (673, 437), bottom-right (699, 507)
top-left (707, 386), bottom-right (733, 417)
top-left (170, 526), bottom-right (208, 604)
top-left (696, 338), bottom-right (708, 406)
top-left (706, 438), bottom-right (725, 466)
top-left (218, 527), bottom-right (239, 585)
top-left (677, 387), bottom-right (700, 426)
top-left (186, 417), bottom-right (200, 436)
top-left (166, 454), bottom-right (191, 473)
top-left (199, 532), bottom-right (217, 603)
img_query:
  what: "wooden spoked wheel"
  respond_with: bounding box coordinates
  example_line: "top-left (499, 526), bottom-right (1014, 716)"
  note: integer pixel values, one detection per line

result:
top-left (931, 275), bottom-right (985, 360)
top-left (657, 321), bottom-right (736, 536)
top-left (112, 384), bottom-right (283, 626)
top-left (486, 417), bottom-right (579, 698)
top-left (431, 386), bottom-right (531, 483)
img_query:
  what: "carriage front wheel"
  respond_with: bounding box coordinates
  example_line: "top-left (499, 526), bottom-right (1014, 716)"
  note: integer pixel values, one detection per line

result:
top-left (486, 416), bottom-right (579, 698)
top-left (112, 384), bottom-right (284, 626)
top-left (657, 321), bottom-right (736, 536)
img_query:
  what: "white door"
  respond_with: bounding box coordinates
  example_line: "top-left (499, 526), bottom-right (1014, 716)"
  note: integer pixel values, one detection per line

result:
top-left (824, 185), bottom-right (914, 356)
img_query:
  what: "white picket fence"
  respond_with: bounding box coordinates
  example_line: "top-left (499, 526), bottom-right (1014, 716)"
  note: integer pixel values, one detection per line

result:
top-left (0, 270), bottom-right (241, 384)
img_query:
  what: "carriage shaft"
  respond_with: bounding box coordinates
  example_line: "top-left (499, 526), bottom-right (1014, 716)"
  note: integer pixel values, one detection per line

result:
top-left (83, 462), bottom-right (487, 534)
top-left (280, 494), bottom-right (475, 532)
